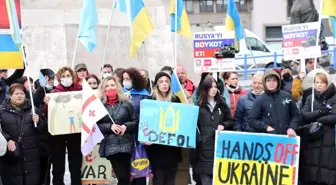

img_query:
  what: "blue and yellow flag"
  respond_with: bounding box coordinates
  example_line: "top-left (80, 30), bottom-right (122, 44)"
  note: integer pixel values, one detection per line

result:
top-left (171, 71), bottom-right (188, 103)
top-left (127, 0), bottom-right (154, 58)
top-left (322, 0), bottom-right (336, 17)
top-left (114, 0), bottom-right (127, 13)
top-left (78, 0), bottom-right (98, 52)
top-left (329, 16), bottom-right (336, 38)
top-left (225, 0), bottom-right (245, 50)
top-left (0, 0), bottom-right (23, 69)
top-left (170, 0), bottom-right (192, 38)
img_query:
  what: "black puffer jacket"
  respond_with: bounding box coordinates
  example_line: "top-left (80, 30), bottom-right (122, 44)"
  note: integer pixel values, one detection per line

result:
top-left (301, 83), bottom-right (336, 185)
top-left (145, 95), bottom-right (183, 170)
top-left (195, 97), bottom-right (233, 175)
top-left (0, 99), bottom-right (46, 185)
top-left (98, 100), bottom-right (137, 157)
top-left (249, 70), bottom-right (300, 134)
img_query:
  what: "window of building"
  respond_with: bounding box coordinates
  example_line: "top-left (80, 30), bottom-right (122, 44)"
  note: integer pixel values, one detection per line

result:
top-left (184, 0), bottom-right (194, 13)
top-left (216, 0), bottom-right (247, 12)
top-left (265, 26), bottom-right (282, 52)
top-left (200, 0), bottom-right (214, 12)
top-left (287, 0), bottom-right (293, 17)
top-left (246, 37), bottom-right (270, 52)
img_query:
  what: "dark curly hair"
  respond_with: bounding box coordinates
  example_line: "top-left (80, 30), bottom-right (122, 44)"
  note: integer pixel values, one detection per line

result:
top-left (121, 68), bottom-right (146, 90)
top-left (86, 74), bottom-right (101, 86)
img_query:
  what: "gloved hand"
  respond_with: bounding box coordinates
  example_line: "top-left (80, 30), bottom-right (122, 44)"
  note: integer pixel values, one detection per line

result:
top-left (319, 109), bottom-right (331, 116)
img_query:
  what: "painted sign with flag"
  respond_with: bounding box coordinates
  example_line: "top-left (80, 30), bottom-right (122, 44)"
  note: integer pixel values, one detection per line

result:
top-left (81, 123), bottom-right (104, 157)
top-left (81, 80), bottom-right (109, 155)
top-left (0, 0), bottom-right (23, 69)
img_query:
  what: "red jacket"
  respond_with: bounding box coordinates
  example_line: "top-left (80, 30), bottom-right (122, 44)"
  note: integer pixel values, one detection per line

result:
top-left (184, 79), bottom-right (196, 96)
top-left (44, 83), bottom-right (82, 117)
top-left (227, 86), bottom-right (247, 117)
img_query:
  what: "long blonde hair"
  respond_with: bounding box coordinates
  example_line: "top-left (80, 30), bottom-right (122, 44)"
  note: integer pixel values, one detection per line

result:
top-left (153, 76), bottom-right (173, 102)
top-left (98, 76), bottom-right (129, 103)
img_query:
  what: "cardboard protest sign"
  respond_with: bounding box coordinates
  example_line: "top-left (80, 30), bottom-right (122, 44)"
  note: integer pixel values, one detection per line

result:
top-left (213, 131), bottom-right (300, 185)
top-left (47, 91), bottom-right (83, 135)
top-left (282, 22), bottom-right (321, 60)
top-left (0, 0), bottom-right (23, 69)
top-left (81, 144), bottom-right (112, 184)
top-left (138, 99), bottom-right (199, 148)
top-left (193, 32), bottom-right (236, 73)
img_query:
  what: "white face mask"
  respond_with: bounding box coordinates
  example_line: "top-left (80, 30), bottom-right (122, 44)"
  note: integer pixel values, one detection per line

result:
top-left (103, 73), bottom-right (112, 79)
top-left (123, 80), bottom-right (133, 89)
top-left (61, 77), bottom-right (73, 87)
top-left (46, 83), bottom-right (53, 90)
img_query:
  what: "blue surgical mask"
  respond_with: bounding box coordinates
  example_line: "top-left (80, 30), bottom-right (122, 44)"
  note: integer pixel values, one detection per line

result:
top-left (46, 83), bottom-right (53, 90)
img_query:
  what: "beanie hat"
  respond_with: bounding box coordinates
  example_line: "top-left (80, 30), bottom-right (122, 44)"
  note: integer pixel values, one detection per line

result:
top-left (154, 71), bottom-right (171, 85)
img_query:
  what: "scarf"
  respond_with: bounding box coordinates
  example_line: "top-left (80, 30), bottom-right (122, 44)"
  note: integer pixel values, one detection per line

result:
top-left (226, 84), bottom-right (240, 93)
top-left (11, 102), bottom-right (23, 112)
top-left (107, 97), bottom-right (118, 105)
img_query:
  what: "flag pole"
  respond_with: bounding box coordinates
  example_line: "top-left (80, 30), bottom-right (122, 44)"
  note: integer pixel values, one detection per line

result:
top-left (71, 37), bottom-right (79, 70)
top-left (20, 45), bottom-right (37, 127)
top-left (311, 0), bottom-right (325, 111)
top-left (174, 0), bottom-right (178, 69)
top-left (143, 42), bottom-right (153, 93)
top-left (100, 1), bottom-right (116, 79)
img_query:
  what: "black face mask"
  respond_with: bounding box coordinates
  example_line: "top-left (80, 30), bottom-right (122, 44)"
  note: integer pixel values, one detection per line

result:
top-left (283, 73), bottom-right (291, 81)
top-left (229, 84), bottom-right (236, 89)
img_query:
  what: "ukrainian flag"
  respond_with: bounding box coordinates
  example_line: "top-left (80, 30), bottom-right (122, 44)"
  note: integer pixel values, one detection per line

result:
top-left (329, 16), bottom-right (336, 38)
top-left (78, 0), bottom-right (98, 52)
top-left (322, 0), bottom-right (336, 17)
top-left (170, 0), bottom-right (192, 38)
top-left (127, 0), bottom-right (154, 58)
top-left (114, 0), bottom-right (127, 13)
top-left (171, 71), bottom-right (188, 103)
top-left (0, 0), bottom-right (23, 69)
top-left (225, 0), bottom-right (245, 50)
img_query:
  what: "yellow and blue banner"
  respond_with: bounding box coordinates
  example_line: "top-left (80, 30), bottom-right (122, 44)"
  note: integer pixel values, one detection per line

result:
top-left (114, 0), bottom-right (153, 58)
top-left (225, 0), bottom-right (245, 50)
top-left (170, 0), bottom-right (192, 38)
top-left (138, 99), bottom-right (199, 148)
top-left (171, 71), bottom-right (188, 103)
top-left (322, 0), bottom-right (336, 17)
top-left (214, 131), bottom-right (300, 185)
top-left (329, 16), bottom-right (336, 38)
top-left (78, 0), bottom-right (98, 52)
top-left (0, 0), bottom-right (23, 69)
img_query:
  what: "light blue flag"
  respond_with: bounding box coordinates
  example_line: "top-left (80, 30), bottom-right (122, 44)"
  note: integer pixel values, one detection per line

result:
top-left (6, 0), bottom-right (22, 45)
top-left (114, 0), bottom-right (127, 13)
top-left (78, 0), bottom-right (98, 52)
top-left (39, 72), bottom-right (47, 87)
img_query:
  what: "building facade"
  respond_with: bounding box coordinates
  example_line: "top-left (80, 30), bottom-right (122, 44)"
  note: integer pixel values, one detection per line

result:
top-left (186, 0), bottom-right (322, 51)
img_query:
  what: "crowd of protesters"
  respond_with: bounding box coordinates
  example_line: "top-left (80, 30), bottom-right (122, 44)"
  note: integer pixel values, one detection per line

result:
top-left (0, 58), bottom-right (335, 185)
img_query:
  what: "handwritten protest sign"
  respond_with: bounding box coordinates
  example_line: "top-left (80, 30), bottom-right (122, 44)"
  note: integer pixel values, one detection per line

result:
top-left (0, 0), bottom-right (23, 69)
top-left (213, 131), bottom-right (300, 185)
top-left (138, 99), bottom-right (199, 148)
top-left (282, 22), bottom-right (321, 60)
top-left (47, 91), bottom-right (82, 135)
top-left (81, 144), bottom-right (112, 184)
top-left (193, 32), bottom-right (235, 73)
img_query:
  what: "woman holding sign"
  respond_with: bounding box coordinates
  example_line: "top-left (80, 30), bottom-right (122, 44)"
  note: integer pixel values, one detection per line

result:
top-left (301, 69), bottom-right (336, 185)
top-left (194, 77), bottom-right (233, 185)
top-left (144, 71), bottom-right (182, 185)
top-left (97, 76), bottom-right (137, 185)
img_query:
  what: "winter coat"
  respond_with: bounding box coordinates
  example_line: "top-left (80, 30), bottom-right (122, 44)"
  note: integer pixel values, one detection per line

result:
top-left (234, 91), bottom-right (259, 132)
top-left (301, 83), bottom-right (336, 185)
top-left (282, 78), bottom-right (293, 93)
top-left (0, 99), bottom-right (46, 185)
top-left (249, 70), bottom-right (300, 135)
top-left (184, 79), bottom-right (196, 96)
top-left (226, 85), bottom-right (247, 117)
top-left (145, 95), bottom-right (183, 170)
top-left (195, 97), bottom-right (233, 175)
top-left (98, 100), bottom-right (137, 157)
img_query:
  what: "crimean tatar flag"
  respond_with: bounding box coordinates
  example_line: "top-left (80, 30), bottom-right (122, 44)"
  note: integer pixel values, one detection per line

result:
top-left (170, 0), bottom-right (192, 38)
top-left (81, 80), bottom-right (109, 155)
top-left (225, 0), bottom-right (245, 50)
top-left (78, 0), bottom-right (98, 52)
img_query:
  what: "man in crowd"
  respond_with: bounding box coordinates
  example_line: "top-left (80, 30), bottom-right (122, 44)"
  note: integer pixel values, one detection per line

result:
top-left (176, 64), bottom-right (196, 96)
top-left (75, 63), bottom-right (89, 84)
top-left (0, 65), bottom-right (26, 103)
top-left (102, 64), bottom-right (113, 79)
top-left (281, 67), bottom-right (293, 93)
